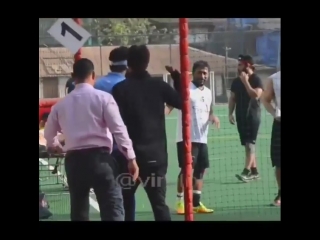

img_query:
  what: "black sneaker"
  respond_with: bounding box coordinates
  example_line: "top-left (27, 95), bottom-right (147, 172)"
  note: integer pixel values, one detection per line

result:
top-left (235, 172), bottom-right (253, 182)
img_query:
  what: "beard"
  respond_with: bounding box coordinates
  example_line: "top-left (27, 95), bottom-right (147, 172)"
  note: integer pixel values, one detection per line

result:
top-left (192, 78), bottom-right (205, 87)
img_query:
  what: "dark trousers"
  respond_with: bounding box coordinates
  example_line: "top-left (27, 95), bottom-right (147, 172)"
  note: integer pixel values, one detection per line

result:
top-left (111, 150), bottom-right (136, 221)
top-left (271, 120), bottom-right (281, 168)
top-left (65, 147), bottom-right (124, 221)
top-left (115, 152), bottom-right (171, 221)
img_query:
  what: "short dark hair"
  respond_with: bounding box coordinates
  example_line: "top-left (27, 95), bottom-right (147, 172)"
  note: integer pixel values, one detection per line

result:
top-left (109, 46), bottom-right (128, 73)
top-left (72, 58), bottom-right (94, 83)
top-left (127, 45), bottom-right (150, 71)
top-left (192, 60), bottom-right (210, 73)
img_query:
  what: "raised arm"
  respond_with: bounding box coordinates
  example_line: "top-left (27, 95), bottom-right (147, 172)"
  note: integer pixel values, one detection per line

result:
top-left (103, 94), bottom-right (135, 160)
top-left (164, 66), bottom-right (182, 113)
top-left (170, 70), bottom-right (181, 92)
top-left (161, 80), bottom-right (182, 110)
top-left (241, 74), bottom-right (263, 99)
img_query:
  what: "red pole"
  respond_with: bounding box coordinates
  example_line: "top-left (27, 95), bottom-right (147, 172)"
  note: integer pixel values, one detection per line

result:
top-left (179, 18), bottom-right (194, 221)
top-left (73, 18), bottom-right (82, 62)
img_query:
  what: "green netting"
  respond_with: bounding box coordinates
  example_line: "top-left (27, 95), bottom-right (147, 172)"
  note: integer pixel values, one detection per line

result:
top-left (39, 105), bottom-right (280, 221)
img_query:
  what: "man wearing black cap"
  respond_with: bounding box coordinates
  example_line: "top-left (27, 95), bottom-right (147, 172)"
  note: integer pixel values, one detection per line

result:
top-left (228, 55), bottom-right (263, 182)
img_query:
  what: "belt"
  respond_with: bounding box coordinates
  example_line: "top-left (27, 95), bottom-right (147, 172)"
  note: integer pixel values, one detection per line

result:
top-left (66, 146), bottom-right (111, 155)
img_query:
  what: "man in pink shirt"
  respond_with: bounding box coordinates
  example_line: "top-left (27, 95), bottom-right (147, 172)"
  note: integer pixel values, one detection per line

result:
top-left (44, 58), bottom-right (139, 221)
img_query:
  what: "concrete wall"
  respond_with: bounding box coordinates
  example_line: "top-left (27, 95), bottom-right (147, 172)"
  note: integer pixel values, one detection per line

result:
top-left (39, 78), bottom-right (43, 98)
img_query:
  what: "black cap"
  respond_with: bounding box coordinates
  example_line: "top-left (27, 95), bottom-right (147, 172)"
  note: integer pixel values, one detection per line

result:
top-left (238, 55), bottom-right (254, 65)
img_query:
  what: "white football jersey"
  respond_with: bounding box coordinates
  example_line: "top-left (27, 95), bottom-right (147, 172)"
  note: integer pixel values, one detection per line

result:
top-left (176, 82), bottom-right (212, 143)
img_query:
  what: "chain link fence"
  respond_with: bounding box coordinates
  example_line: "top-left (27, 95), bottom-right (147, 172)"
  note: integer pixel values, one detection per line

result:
top-left (39, 19), bottom-right (280, 101)
top-left (39, 18), bottom-right (281, 220)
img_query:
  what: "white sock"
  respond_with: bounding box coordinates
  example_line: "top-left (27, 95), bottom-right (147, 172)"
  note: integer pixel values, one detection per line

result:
top-left (177, 192), bottom-right (183, 201)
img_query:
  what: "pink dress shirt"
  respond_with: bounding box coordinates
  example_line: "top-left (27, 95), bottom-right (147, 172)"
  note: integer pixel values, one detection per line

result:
top-left (44, 83), bottom-right (135, 160)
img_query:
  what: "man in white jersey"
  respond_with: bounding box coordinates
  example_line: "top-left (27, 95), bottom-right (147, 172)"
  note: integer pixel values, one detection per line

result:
top-left (262, 71), bottom-right (281, 206)
top-left (166, 61), bottom-right (220, 214)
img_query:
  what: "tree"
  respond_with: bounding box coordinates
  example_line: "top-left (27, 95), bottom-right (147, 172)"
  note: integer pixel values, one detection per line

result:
top-left (85, 18), bottom-right (151, 45)
top-left (84, 18), bottom-right (176, 46)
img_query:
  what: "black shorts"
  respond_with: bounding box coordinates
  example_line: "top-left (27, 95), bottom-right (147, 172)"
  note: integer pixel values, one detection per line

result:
top-left (236, 116), bottom-right (260, 146)
top-left (270, 120), bottom-right (281, 168)
top-left (176, 142), bottom-right (209, 169)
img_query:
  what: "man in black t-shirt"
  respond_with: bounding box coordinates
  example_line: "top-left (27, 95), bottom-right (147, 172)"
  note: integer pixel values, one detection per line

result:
top-left (228, 55), bottom-right (263, 182)
top-left (112, 45), bottom-right (181, 221)
top-left (65, 78), bottom-right (75, 94)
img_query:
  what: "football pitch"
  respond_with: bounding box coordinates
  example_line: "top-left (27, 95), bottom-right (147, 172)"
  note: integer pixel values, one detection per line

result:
top-left (39, 105), bottom-right (280, 221)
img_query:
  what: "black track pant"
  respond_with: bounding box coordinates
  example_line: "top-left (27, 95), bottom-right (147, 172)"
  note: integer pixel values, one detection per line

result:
top-left (65, 147), bottom-right (124, 221)
top-left (115, 151), bottom-right (171, 221)
top-left (271, 120), bottom-right (281, 168)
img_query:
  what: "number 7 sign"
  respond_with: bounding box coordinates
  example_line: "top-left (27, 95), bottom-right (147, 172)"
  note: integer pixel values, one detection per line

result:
top-left (47, 18), bottom-right (91, 54)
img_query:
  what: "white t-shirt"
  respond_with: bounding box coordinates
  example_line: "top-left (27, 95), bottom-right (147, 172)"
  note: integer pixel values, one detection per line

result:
top-left (176, 83), bottom-right (212, 143)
